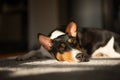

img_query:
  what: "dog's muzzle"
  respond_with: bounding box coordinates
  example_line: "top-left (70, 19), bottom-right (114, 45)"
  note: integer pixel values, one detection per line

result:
top-left (76, 52), bottom-right (89, 62)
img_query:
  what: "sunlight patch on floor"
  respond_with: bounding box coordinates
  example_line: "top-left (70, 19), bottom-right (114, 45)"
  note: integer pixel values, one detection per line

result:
top-left (0, 59), bottom-right (120, 78)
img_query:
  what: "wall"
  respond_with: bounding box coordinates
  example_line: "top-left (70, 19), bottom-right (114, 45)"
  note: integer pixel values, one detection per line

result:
top-left (28, 0), bottom-right (103, 49)
top-left (70, 0), bottom-right (103, 28)
top-left (28, 0), bottom-right (59, 49)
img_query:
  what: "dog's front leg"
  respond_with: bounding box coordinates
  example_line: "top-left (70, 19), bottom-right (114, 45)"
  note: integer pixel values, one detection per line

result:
top-left (16, 49), bottom-right (42, 61)
top-left (16, 46), bottom-right (54, 61)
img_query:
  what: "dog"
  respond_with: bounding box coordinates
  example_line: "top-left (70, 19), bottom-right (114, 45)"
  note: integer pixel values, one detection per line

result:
top-left (16, 21), bottom-right (120, 62)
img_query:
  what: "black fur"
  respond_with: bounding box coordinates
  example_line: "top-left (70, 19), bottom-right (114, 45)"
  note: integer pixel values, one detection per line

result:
top-left (77, 28), bottom-right (120, 56)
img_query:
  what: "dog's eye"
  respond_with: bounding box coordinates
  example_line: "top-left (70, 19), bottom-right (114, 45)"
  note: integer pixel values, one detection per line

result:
top-left (59, 43), bottom-right (66, 53)
top-left (68, 39), bottom-right (73, 43)
top-left (61, 43), bottom-right (66, 48)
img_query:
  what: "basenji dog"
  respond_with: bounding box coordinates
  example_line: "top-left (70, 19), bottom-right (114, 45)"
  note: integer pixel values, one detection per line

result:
top-left (16, 21), bottom-right (120, 62)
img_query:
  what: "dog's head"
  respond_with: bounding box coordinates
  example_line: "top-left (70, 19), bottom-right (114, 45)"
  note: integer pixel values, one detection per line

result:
top-left (39, 21), bottom-right (89, 62)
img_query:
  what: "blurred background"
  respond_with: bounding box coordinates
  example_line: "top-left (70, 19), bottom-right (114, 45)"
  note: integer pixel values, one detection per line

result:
top-left (0, 0), bottom-right (119, 54)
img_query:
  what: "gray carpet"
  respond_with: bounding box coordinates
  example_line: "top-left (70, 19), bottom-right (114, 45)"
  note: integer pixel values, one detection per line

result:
top-left (0, 57), bottom-right (120, 80)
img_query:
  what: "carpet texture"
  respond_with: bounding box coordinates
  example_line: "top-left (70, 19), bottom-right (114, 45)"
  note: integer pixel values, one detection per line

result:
top-left (0, 57), bottom-right (120, 80)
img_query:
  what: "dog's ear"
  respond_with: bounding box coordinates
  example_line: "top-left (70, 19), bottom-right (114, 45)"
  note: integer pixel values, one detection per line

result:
top-left (38, 34), bottom-right (52, 50)
top-left (66, 21), bottom-right (77, 37)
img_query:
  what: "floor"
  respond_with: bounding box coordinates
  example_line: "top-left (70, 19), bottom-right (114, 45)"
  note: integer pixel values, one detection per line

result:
top-left (0, 52), bottom-right (26, 59)
top-left (0, 55), bottom-right (120, 80)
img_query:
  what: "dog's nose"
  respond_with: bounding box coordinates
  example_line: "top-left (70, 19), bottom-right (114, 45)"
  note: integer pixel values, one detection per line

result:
top-left (76, 53), bottom-right (89, 62)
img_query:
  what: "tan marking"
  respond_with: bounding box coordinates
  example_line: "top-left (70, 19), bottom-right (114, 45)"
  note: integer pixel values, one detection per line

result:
top-left (61, 43), bottom-right (66, 48)
top-left (56, 52), bottom-right (63, 61)
top-left (93, 53), bottom-right (109, 58)
top-left (75, 44), bottom-right (80, 50)
top-left (94, 53), bottom-right (103, 57)
top-left (68, 39), bottom-right (73, 43)
top-left (56, 51), bottom-right (75, 62)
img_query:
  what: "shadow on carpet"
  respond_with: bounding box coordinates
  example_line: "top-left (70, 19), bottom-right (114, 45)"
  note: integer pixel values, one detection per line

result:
top-left (0, 57), bottom-right (120, 80)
